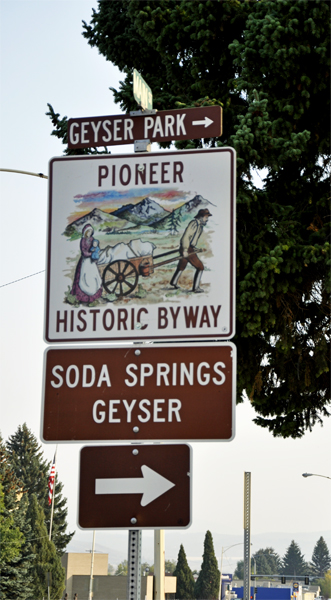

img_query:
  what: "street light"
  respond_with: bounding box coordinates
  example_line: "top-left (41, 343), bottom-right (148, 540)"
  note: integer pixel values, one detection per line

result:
top-left (302, 473), bottom-right (331, 480)
top-left (218, 543), bottom-right (253, 600)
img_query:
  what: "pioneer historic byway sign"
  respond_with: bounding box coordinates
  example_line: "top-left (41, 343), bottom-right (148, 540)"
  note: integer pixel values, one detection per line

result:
top-left (45, 148), bottom-right (235, 343)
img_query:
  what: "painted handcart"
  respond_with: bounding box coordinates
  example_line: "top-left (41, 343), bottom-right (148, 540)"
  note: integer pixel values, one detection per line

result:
top-left (101, 247), bottom-right (203, 297)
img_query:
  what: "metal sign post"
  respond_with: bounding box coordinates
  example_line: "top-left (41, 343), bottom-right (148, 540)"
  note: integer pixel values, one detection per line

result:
top-left (243, 472), bottom-right (251, 600)
top-left (127, 530), bottom-right (142, 600)
top-left (126, 133), bottom-right (151, 600)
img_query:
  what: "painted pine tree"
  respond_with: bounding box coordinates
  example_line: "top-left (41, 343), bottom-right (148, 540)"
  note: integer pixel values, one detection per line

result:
top-left (167, 207), bottom-right (182, 235)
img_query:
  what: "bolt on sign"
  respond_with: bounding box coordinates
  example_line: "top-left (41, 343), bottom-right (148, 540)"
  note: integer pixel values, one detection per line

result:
top-left (67, 106), bottom-right (222, 149)
top-left (78, 444), bottom-right (192, 529)
top-left (41, 342), bottom-right (236, 443)
top-left (45, 148), bottom-right (235, 343)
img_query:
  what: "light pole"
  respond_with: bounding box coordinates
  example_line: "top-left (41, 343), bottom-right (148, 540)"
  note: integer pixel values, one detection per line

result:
top-left (218, 543), bottom-right (252, 600)
top-left (251, 557), bottom-right (256, 576)
top-left (302, 473), bottom-right (331, 480)
top-left (251, 558), bottom-right (256, 600)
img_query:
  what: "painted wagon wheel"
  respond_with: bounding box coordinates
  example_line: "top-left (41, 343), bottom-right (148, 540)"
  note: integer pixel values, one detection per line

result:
top-left (102, 260), bottom-right (139, 297)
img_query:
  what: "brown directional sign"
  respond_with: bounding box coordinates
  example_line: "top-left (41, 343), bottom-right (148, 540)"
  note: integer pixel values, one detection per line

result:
top-left (78, 444), bottom-right (191, 529)
top-left (41, 342), bottom-right (236, 443)
top-left (67, 105), bottom-right (222, 149)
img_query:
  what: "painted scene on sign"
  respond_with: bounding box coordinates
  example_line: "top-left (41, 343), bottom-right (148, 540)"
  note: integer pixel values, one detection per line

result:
top-left (63, 185), bottom-right (216, 307)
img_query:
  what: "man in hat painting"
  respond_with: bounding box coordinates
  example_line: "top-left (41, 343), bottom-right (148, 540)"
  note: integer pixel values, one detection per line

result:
top-left (170, 208), bottom-right (212, 293)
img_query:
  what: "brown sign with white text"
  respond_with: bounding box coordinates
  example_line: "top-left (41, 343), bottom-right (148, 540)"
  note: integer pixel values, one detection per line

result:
top-left (41, 342), bottom-right (235, 443)
top-left (67, 106), bottom-right (222, 149)
top-left (78, 444), bottom-right (191, 529)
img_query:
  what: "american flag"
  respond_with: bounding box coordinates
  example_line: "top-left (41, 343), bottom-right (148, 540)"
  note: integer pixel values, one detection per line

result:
top-left (48, 454), bottom-right (56, 506)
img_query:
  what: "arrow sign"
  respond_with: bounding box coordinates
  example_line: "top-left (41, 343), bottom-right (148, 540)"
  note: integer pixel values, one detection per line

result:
top-left (192, 116), bottom-right (214, 128)
top-left (95, 465), bottom-right (175, 506)
top-left (79, 444), bottom-right (191, 529)
top-left (67, 106), bottom-right (222, 149)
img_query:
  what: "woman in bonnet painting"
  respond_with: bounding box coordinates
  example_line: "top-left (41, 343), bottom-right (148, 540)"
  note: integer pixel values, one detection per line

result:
top-left (71, 223), bottom-right (103, 303)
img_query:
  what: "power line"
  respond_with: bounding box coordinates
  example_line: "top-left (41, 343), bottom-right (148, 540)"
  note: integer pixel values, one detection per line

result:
top-left (0, 270), bottom-right (45, 288)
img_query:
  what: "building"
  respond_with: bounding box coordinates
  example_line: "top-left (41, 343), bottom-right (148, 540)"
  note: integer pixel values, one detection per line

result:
top-left (61, 552), bottom-right (108, 599)
top-left (61, 552), bottom-right (176, 600)
top-left (231, 580), bottom-right (321, 600)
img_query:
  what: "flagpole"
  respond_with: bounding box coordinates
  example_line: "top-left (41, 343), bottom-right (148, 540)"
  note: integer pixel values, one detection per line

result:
top-left (48, 445), bottom-right (58, 541)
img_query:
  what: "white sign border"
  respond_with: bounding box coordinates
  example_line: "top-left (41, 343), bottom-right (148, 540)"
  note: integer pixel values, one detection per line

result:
top-left (44, 148), bottom-right (236, 343)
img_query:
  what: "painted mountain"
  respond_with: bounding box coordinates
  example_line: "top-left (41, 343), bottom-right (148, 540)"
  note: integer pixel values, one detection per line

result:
top-left (112, 197), bottom-right (169, 225)
top-left (63, 208), bottom-right (130, 237)
top-left (63, 194), bottom-right (215, 238)
top-left (150, 194), bottom-right (215, 231)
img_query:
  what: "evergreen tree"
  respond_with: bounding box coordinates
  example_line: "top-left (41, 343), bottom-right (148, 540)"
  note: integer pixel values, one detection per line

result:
top-left (47, 0), bottom-right (330, 438)
top-left (6, 424), bottom-right (74, 554)
top-left (253, 547), bottom-right (281, 576)
top-left (281, 540), bottom-right (308, 576)
top-left (26, 494), bottom-right (65, 600)
top-left (6, 423), bottom-right (49, 501)
top-left (195, 531), bottom-right (220, 599)
top-left (0, 436), bottom-right (34, 600)
top-left (311, 537), bottom-right (331, 579)
top-left (0, 482), bottom-right (24, 564)
top-left (173, 544), bottom-right (195, 599)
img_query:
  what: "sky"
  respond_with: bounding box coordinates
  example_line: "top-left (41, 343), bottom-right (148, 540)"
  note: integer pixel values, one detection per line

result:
top-left (0, 0), bottom-right (330, 572)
